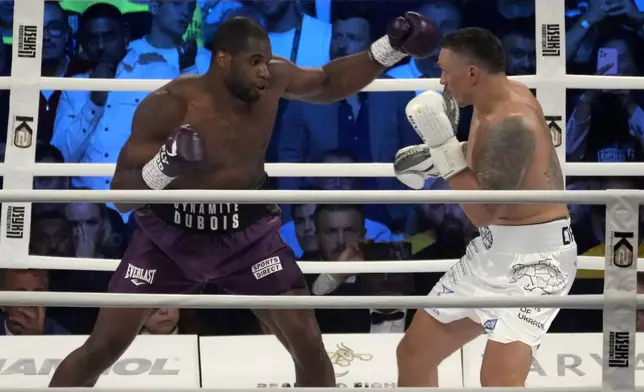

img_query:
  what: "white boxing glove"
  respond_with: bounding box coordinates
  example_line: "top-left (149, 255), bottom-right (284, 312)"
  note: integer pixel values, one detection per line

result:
top-left (405, 90), bottom-right (467, 180)
top-left (394, 142), bottom-right (466, 189)
top-left (394, 144), bottom-right (440, 189)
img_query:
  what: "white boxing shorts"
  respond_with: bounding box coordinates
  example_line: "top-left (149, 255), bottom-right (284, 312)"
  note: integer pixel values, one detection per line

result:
top-left (425, 218), bottom-right (577, 354)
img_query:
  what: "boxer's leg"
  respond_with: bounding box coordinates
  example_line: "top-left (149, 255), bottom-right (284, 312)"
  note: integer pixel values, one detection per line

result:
top-left (254, 287), bottom-right (335, 387)
top-left (480, 341), bottom-right (532, 386)
top-left (397, 304), bottom-right (482, 386)
top-left (49, 307), bottom-right (153, 387)
top-left (49, 226), bottom-right (197, 387)
top-left (214, 217), bottom-right (335, 387)
top-left (398, 251), bottom-right (484, 387)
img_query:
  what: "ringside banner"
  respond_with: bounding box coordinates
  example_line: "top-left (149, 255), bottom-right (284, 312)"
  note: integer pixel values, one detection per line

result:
top-left (463, 333), bottom-right (644, 387)
top-left (0, 335), bottom-right (199, 388)
top-left (200, 333), bottom-right (462, 388)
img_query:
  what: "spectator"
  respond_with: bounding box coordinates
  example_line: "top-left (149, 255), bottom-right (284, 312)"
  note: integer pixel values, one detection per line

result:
top-left (249, 0), bottom-right (331, 66)
top-left (308, 204), bottom-right (412, 333)
top-left (39, 1), bottom-right (93, 145)
top-left (279, 186), bottom-right (320, 260)
top-left (566, 0), bottom-right (644, 71)
top-left (33, 143), bottom-right (70, 218)
top-left (130, 0), bottom-right (211, 74)
top-left (141, 308), bottom-right (180, 334)
top-left (500, 26), bottom-right (536, 75)
top-left (52, 3), bottom-right (177, 220)
top-left (30, 211), bottom-right (75, 258)
top-left (0, 269), bottom-right (69, 335)
top-left (63, 200), bottom-right (125, 260)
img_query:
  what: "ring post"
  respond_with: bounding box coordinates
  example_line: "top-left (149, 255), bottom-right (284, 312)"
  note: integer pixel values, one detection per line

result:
top-left (603, 197), bottom-right (639, 392)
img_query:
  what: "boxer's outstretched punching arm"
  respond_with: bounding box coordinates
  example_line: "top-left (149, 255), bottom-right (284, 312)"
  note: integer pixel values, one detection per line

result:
top-left (275, 12), bottom-right (438, 104)
top-left (110, 90), bottom-right (187, 212)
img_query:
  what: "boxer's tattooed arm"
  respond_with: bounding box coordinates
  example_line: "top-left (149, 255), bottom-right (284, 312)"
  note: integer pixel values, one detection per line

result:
top-left (474, 117), bottom-right (536, 215)
top-left (476, 116), bottom-right (536, 192)
top-left (272, 52), bottom-right (386, 104)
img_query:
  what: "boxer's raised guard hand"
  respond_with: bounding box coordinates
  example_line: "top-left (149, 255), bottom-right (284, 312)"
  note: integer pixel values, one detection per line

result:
top-left (394, 142), bottom-right (466, 189)
top-left (394, 144), bottom-right (439, 190)
top-left (142, 125), bottom-right (206, 190)
top-left (405, 90), bottom-right (467, 180)
top-left (370, 12), bottom-right (440, 68)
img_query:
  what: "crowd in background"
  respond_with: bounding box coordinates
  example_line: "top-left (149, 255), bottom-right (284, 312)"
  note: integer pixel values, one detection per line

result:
top-left (0, 0), bottom-right (641, 338)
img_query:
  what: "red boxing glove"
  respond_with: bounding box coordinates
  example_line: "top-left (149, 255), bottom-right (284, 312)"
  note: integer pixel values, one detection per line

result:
top-left (370, 12), bottom-right (440, 68)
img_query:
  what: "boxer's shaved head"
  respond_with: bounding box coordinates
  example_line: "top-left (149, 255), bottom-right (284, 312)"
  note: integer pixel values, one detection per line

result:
top-left (211, 16), bottom-right (269, 57)
top-left (440, 27), bottom-right (506, 74)
top-left (211, 17), bottom-right (271, 103)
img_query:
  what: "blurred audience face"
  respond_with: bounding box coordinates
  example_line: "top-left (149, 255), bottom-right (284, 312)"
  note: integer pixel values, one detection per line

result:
top-left (316, 208), bottom-right (365, 261)
top-left (330, 17), bottom-right (371, 60)
top-left (250, 0), bottom-right (291, 22)
top-left (64, 202), bottom-right (104, 244)
top-left (496, 0), bottom-right (535, 18)
top-left (601, 39), bottom-right (638, 76)
top-left (416, 2), bottom-right (462, 77)
top-left (80, 14), bottom-right (127, 64)
top-left (422, 180), bottom-right (474, 242)
top-left (143, 308), bottom-right (180, 334)
top-left (502, 32), bottom-right (536, 75)
top-left (3, 270), bottom-right (47, 335)
top-left (31, 216), bottom-right (74, 257)
top-left (42, 2), bottom-right (69, 61)
top-left (316, 154), bottom-right (360, 190)
top-left (293, 204), bottom-right (318, 253)
top-left (150, 0), bottom-right (196, 41)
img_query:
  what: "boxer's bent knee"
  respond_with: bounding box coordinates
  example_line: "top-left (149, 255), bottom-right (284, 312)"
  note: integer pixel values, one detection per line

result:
top-left (480, 340), bottom-right (532, 387)
top-left (398, 311), bottom-right (481, 367)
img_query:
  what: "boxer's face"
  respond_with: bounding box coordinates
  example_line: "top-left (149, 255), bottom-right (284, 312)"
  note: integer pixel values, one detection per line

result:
top-left (438, 48), bottom-right (476, 107)
top-left (224, 37), bottom-right (271, 103)
top-left (316, 210), bottom-right (365, 261)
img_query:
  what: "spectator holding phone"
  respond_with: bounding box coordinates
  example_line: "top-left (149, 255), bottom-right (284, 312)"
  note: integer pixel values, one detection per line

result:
top-left (567, 31), bottom-right (644, 162)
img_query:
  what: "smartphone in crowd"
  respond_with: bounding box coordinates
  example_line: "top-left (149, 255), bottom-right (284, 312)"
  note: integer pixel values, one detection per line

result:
top-left (597, 47), bottom-right (619, 75)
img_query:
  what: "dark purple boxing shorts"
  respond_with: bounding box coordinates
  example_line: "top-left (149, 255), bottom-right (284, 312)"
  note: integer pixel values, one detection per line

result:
top-left (108, 202), bottom-right (306, 295)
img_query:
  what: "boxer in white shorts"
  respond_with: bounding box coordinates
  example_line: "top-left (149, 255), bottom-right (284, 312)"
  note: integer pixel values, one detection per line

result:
top-left (393, 27), bottom-right (578, 387)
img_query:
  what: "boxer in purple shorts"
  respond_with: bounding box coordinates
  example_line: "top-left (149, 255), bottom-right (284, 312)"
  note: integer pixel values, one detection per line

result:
top-left (49, 14), bottom-right (437, 388)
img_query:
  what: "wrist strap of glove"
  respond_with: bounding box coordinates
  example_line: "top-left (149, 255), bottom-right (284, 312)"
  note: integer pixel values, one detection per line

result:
top-left (429, 138), bottom-right (468, 180)
top-left (370, 36), bottom-right (407, 68)
top-left (142, 150), bottom-right (176, 190)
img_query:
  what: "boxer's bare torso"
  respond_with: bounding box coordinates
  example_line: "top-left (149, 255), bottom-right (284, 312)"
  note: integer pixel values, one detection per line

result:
top-left (467, 80), bottom-right (569, 225)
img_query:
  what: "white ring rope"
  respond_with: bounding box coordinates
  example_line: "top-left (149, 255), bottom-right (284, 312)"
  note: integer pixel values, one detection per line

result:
top-left (3, 162), bottom-right (644, 177)
top-left (0, 189), bottom-right (641, 204)
top-left (0, 291), bottom-right (629, 309)
top-left (0, 388), bottom-right (621, 392)
top-left (0, 73), bottom-right (637, 91)
top-left (23, 255), bottom-right (640, 273)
